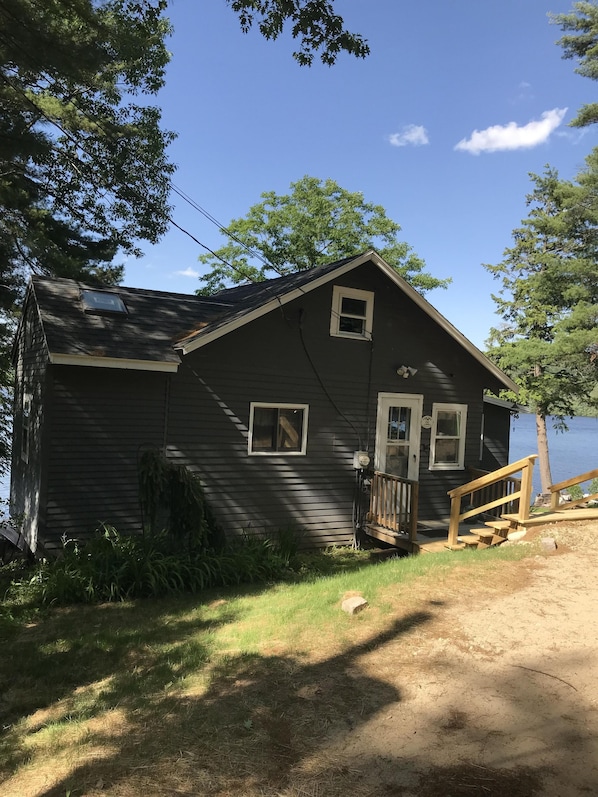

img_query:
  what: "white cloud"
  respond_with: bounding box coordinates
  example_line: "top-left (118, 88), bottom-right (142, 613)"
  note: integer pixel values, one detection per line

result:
top-left (454, 108), bottom-right (567, 155)
top-left (388, 124), bottom-right (429, 148)
top-left (175, 267), bottom-right (200, 278)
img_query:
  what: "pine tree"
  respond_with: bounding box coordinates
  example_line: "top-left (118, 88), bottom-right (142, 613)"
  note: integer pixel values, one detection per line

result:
top-left (485, 165), bottom-right (598, 492)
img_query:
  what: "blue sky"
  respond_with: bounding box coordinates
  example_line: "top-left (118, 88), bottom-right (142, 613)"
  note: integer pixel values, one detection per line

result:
top-left (124, 0), bottom-right (598, 349)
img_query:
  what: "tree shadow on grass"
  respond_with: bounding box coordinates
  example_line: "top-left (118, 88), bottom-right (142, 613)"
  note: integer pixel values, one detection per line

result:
top-left (12, 609), bottom-right (434, 796)
top-left (0, 593), bottom-right (241, 765)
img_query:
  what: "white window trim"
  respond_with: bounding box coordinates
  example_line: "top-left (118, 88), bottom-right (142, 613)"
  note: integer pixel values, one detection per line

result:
top-left (248, 402), bottom-right (309, 456)
top-left (428, 403), bottom-right (468, 471)
top-left (330, 285), bottom-right (374, 340)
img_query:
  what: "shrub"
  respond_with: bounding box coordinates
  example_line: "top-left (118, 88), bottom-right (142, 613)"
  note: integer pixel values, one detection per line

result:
top-left (37, 525), bottom-right (297, 605)
top-left (138, 449), bottom-right (222, 551)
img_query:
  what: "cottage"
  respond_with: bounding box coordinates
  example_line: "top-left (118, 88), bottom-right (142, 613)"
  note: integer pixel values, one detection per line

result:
top-left (11, 251), bottom-right (517, 556)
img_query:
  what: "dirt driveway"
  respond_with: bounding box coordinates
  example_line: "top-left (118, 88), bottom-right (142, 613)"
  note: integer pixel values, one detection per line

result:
top-left (318, 521), bottom-right (598, 796)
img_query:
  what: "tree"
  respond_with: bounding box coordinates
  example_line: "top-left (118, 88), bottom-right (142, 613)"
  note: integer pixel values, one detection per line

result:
top-left (552, 1), bottom-right (598, 127)
top-left (0, 0), bottom-right (177, 474)
top-left (485, 165), bottom-right (598, 493)
top-left (197, 176), bottom-right (449, 295)
top-left (0, 1), bottom-right (369, 475)
top-left (228, 0), bottom-right (369, 66)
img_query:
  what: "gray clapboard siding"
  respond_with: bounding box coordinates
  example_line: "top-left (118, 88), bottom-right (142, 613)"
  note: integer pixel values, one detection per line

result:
top-left (17, 257), bottom-right (511, 554)
top-left (163, 262), bottom-right (498, 544)
top-left (41, 366), bottom-right (168, 548)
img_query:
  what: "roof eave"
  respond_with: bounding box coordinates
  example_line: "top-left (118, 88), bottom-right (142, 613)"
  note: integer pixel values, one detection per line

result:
top-left (49, 353), bottom-right (179, 372)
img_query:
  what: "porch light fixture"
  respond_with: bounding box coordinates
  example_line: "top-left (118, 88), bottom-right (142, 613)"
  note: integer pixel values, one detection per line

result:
top-left (396, 365), bottom-right (418, 379)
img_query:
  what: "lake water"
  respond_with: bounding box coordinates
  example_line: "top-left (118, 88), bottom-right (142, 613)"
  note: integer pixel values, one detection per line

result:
top-left (509, 413), bottom-right (598, 496)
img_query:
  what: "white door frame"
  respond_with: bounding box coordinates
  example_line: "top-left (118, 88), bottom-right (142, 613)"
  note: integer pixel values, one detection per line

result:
top-left (374, 392), bottom-right (423, 481)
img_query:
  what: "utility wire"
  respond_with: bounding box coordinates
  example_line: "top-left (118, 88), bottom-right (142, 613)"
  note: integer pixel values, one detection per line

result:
top-left (0, 25), bottom-right (325, 296)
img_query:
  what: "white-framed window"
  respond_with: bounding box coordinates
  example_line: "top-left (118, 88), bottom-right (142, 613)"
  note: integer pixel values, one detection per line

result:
top-left (248, 403), bottom-right (309, 455)
top-left (21, 392), bottom-right (32, 463)
top-left (429, 403), bottom-right (467, 470)
top-left (330, 286), bottom-right (374, 340)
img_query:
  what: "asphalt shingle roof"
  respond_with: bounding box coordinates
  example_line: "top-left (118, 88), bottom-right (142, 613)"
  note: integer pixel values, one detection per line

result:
top-left (30, 255), bottom-right (365, 365)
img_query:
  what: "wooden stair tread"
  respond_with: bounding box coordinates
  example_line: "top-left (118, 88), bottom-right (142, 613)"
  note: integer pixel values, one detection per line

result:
top-left (484, 519), bottom-right (513, 530)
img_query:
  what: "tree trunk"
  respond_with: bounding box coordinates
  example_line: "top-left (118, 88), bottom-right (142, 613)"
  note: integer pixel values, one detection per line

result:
top-left (536, 413), bottom-right (553, 494)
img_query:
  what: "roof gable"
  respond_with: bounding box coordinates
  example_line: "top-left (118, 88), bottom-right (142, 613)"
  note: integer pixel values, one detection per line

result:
top-left (175, 251), bottom-right (518, 393)
top-left (24, 252), bottom-right (517, 392)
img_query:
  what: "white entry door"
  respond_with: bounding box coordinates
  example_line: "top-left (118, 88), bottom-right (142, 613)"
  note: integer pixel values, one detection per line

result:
top-left (375, 393), bottom-right (423, 481)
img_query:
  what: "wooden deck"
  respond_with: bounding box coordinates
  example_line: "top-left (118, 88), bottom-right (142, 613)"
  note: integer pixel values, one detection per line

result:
top-left (368, 507), bottom-right (598, 554)
top-left (366, 520), bottom-right (485, 554)
top-left (364, 462), bottom-right (598, 555)
top-left (503, 507), bottom-right (598, 526)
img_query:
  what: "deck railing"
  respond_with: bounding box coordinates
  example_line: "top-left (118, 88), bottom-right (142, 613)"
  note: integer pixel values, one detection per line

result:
top-left (549, 468), bottom-right (598, 511)
top-left (466, 467), bottom-right (522, 516)
top-left (367, 471), bottom-right (419, 542)
top-left (446, 455), bottom-right (537, 547)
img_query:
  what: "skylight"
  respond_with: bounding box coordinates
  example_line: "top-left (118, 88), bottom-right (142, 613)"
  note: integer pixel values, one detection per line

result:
top-left (81, 289), bottom-right (127, 314)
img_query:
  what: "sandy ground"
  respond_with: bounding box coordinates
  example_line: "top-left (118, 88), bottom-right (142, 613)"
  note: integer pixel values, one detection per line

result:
top-left (2, 521), bottom-right (597, 797)
top-left (319, 521), bottom-right (598, 796)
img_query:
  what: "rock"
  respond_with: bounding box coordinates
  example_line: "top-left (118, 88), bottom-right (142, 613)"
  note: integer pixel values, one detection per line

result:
top-left (342, 596), bottom-right (368, 615)
top-left (507, 529), bottom-right (527, 542)
top-left (540, 537), bottom-right (557, 552)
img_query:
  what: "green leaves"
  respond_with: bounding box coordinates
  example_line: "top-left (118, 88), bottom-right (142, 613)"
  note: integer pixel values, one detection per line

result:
top-left (227, 0), bottom-right (370, 66)
top-left (36, 525), bottom-right (299, 604)
top-left (485, 165), bottom-right (598, 421)
top-left (0, 0), bottom-right (175, 273)
top-left (197, 176), bottom-right (450, 295)
top-left (0, 0), bottom-right (176, 472)
top-left (552, 1), bottom-right (598, 127)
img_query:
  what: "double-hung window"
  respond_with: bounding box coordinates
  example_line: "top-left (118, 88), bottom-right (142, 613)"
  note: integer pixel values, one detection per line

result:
top-left (429, 403), bottom-right (467, 470)
top-left (330, 286), bottom-right (374, 340)
top-left (248, 403), bottom-right (309, 455)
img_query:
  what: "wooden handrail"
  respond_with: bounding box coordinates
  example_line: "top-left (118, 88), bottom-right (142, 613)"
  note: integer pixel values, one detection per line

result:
top-left (368, 471), bottom-right (419, 541)
top-left (447, 455), bottom-right (537, 547)
top-left (549, 467), bottom-right (598, 511)
top-left (448, 455), bottom-right (538, 499)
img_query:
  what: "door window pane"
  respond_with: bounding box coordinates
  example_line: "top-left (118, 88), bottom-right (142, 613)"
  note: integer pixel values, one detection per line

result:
top-left (388, 406), bottom-right (411, 441)
top-left (385, 444), bottom-right (409, 478)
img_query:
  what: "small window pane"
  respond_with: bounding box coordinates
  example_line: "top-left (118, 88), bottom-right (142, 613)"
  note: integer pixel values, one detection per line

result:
top-left (278, 408), bottom-right (302, 451)
top-left (252, 407), bottom-right (278, 451)
top-left (339, 316), bottom-right (365, 335)
top-left (341, 297), bottom-right (367, 316)
top-left (435, 438), bottom-right (459, 463)
top-left (437, 410), bottom-right (459, 436)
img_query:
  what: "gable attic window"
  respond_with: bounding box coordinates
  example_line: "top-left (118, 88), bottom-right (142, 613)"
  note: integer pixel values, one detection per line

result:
top-left (248, 403), bottom-right (309, 455)
top-left (81, 289), bottom-right (127, 314)
top-left (330, 286), bottom-right (374, 340)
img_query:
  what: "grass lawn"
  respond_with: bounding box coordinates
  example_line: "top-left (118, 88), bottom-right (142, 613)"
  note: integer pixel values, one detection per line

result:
top-left (0, 543), bottom-right (534, 797)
